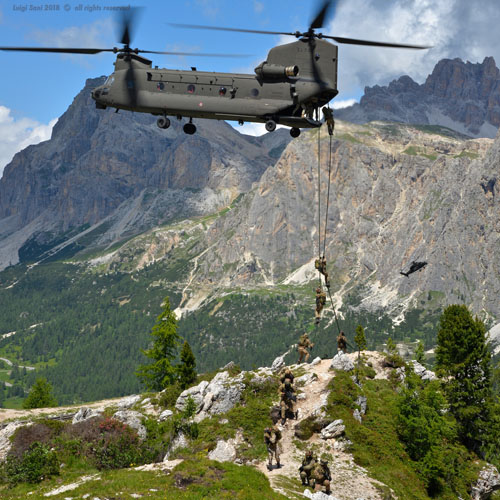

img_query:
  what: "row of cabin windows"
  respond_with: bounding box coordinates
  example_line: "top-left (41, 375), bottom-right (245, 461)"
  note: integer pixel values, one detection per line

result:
top-left (139, 77), bottom-right (260, 97)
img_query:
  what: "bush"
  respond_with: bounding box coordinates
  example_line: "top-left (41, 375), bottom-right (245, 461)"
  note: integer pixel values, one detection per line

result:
top-left (90, 417), bottom-right (141, 470)
top-left (159, 381), bottom-right (183, 409)
top-left (3, 442), bottom-right (59, 484)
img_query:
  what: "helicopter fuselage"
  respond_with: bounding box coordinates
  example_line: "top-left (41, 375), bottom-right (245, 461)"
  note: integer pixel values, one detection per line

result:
top-left (91, 38), bottom-right (339, 130)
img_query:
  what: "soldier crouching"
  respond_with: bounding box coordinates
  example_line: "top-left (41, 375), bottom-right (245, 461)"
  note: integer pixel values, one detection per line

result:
top-left (311, 459), bottom-right (331, 494)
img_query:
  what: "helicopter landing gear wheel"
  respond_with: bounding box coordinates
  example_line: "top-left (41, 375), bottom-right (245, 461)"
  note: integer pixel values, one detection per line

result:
top-left (290, 127), bottom-right (300, 138)
top-left (157, 116), bottom-right (170, 129)
top-left (265, 119), bottom-right (277, 132)
top-left (183, 122), bottom-right (196, 135)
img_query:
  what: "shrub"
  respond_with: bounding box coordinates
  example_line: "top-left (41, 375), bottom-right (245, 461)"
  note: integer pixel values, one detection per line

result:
top-left (3, 442), bottom-right (59, 484)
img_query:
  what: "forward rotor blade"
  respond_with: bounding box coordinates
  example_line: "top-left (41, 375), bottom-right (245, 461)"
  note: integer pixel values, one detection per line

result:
top-left (0, 46), bottom-right (114, 54)
top-left (310, 0), bottom-right (334, 30)
top-left (325, 35), bottom-right (431, 49)
top-left (139, 49), bottom-right (252, 58)
top-left (169, 23), bottom-right (295, 37)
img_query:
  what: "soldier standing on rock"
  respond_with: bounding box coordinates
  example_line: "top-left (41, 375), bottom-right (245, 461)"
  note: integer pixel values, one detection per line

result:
top-left (311, 458), bottom-right (332, 494)
top-left (298, 333), bottom-right (314, 363)
top-left (337, 330), bottom-right (348, 354)
top-left (264, 425), bottom-right (282, 471)
top-left (299, 450), bottom-right (317, 486)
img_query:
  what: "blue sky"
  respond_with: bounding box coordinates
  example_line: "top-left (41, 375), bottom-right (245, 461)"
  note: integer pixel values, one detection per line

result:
top-left (2, 0), bottom-right (500, 175)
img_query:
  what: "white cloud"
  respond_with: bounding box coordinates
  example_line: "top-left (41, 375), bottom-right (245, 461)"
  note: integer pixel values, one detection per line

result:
top-left (327, 0), bottom-right (500, 94)
top-left (332, 98), bottom-right (358, 109)
top-left (0, 106), bottom-right (57, 178)
top-left (29, 18), bottom-right (114, 65)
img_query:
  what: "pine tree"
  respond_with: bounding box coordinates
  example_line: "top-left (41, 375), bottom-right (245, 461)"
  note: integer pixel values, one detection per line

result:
top-left (354, 325), bottom-right (367, 351)
top-left (415, 341), bottom-right (425, 365)
top-left (177, 341), bottom-right (197, 389)
top-left (435, 304), bottom-right (492, 451)
top-left (136, 297), bottom-right (181, 391)
top-left (23, 377), bottom-right (58, 409)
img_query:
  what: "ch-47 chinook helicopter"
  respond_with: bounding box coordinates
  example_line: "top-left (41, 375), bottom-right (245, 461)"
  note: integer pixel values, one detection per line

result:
top-left (0, 1), bottom-right (429, 138)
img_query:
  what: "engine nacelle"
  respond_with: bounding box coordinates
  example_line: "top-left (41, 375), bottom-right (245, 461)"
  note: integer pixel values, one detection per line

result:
top-left (254, 62), bottom-right (299, 80)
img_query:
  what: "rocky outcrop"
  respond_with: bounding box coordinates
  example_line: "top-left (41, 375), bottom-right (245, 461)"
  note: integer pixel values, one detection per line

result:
top-left (337, 57), bottom-right (500, 138)
top-left (410, 361), bottom-right (437, 381)
top-left (72, 407), bottom-right (103, 424)
top-left (320, 419), bottom-right (346, 440)
top-left (471, 464), bottom-right (500, 500)
top-left (175, 370), bottom-right (245, 422)
top-left (330, 353), bottom-right (355, 372)
top-left (208, 439), bottom-right (237, 463)
top-left (112, 410), bottom-right (147, 440)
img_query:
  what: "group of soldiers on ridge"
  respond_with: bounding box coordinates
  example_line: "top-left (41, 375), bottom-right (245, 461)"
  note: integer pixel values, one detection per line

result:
top-left (262, 329), bottom-right (349, 494)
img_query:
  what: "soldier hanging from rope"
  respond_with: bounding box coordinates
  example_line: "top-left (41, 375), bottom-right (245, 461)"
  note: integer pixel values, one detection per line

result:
top-left (315, 255), bottom-right (330, 288)
top-left (322, 106), bottom-right (335, 136)
top-left (314, 286), bottom-right (327, 325)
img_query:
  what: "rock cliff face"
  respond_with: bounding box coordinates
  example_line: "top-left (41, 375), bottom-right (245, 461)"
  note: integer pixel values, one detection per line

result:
top-left (337, 57), bottom-right (500, 138)
top-left (192, 120), bottom-right (500, 318)
top-left (0, 77), bottom-right (289, 269)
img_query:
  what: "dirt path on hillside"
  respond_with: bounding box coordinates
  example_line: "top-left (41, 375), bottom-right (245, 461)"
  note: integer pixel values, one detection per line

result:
top-left (256, 354), bottom-right (391, 500)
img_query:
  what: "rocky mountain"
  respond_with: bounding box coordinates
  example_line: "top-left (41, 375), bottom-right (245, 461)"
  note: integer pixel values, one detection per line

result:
top-left (150, 120), bottom-right (497, 322)
top-left (336, 57), bottom-right (500, 138)
top-left (0, 77), bottom-right (290, 270)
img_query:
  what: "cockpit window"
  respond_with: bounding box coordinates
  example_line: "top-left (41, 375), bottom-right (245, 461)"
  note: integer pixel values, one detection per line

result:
top-left (105, 75), bottom-right (115, 86)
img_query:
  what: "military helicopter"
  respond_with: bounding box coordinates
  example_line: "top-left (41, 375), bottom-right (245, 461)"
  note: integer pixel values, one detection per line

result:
top-left (400, 261), bottom-right (428, 278)
top-left (0, 1), bottom-right (429, 138)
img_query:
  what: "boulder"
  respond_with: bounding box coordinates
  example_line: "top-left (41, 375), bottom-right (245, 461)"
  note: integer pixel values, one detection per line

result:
top-left (175, 371), bottom-right (245, 422)
top-left (311, 356), bottom-right (322, 366)
top-left (0, 421), bottom-right (28, 462)
top-left (159, 409), bottom-right (173, 421)
top-left (321, 419), bottom-right (345, 440)
top-left (271, 353), bottom-right (287, 372)
top-left (164, 432), bottom-right (188, 460)
top-left (296, 372), bottom-right (317, 386)
top-left (115, 395), bottom-right (141, 410)
top-left (175, 380), bottom-right (209, 413)
top-left (410, 361), bottom-right (437, 381)
top-left (112, 410), bottom-right (147, 440)
top-left (471, 464), bottom-right (500, 500)
top-left (72, 407), bottom-right (103, 424)
top-left (330, 353), bottom-right (354, 371)
top-left (294, 415), bottom-right (331, 440)
top-left (208, 440), bottom-right (237, 462)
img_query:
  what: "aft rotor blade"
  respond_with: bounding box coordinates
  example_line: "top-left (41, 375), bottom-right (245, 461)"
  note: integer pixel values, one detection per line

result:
top-left (310, 0), bottom-right (334, 30)
top-left (0, 46), bottom-right (114, 54)
top-left (139, 49), bottom-right (252, 57)
top-left (325, 35), bottom-right (431, 49)
top-left (169, 23), bottom-right (296, 37)
top-left (118, 7), bottom-right (143, 46)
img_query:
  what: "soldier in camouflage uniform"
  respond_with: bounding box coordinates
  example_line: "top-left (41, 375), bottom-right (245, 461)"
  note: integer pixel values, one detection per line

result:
top-left (279, 367), bottom-right (294, 385)
top-left (315, 255), bottom-right (330, 288)
top-left (279, 379), bottom-right (297, 424)
top-left (337, 330), bottom-right (348, 354)
top-left (311, 459), bottom-right (332, 494)
top-left (315, 286), bottom-right (327, 325)
top-left (264, 425), bottom-right (282, 470)
top-left (298, 333), bottom-right (314, 363)
top-left (299, 450), bottom-right (317, 486)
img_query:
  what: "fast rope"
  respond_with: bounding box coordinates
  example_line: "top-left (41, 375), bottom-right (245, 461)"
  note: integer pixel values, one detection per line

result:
top-left (314, 106), bottom-right (342, 336)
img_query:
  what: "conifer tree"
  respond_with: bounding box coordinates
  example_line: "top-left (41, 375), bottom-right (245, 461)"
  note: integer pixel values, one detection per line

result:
top-left (435, 304), bottom-right (492, 451)
top-left (415, 341), bottom-right (425, 365)
top-left (23, 377), bottom-right (58, 409)
top-left (354, 325), bottom-right (367, 351)
top-left (177, 341), bottom-right (197, 389)
top-left (136, 297), bottom-right (181, 391)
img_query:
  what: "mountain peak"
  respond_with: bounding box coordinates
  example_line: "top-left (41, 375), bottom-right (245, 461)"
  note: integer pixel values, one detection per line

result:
top-left (337, 56), bottom-right (500, 138)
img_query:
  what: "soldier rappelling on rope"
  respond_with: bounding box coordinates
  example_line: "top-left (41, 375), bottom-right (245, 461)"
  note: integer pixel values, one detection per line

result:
top-left (315, 286), bottom-right (327, 325)
top-left (315, 255), bottom-right (330, 288)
